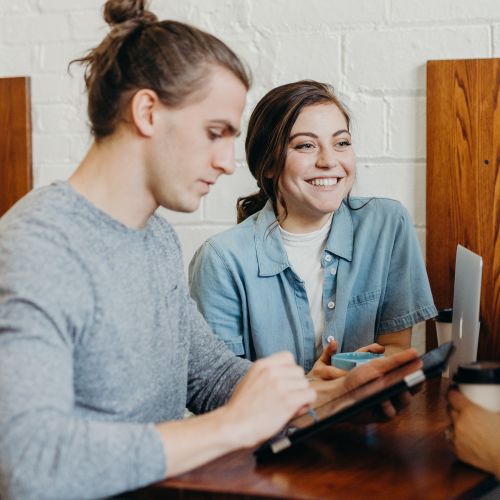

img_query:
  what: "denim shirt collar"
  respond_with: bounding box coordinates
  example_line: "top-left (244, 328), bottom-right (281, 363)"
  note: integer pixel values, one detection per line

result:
top-left (255, 200), bottom-right (353, 277)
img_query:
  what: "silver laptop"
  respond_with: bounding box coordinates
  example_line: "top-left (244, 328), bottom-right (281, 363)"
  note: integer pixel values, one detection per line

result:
top-left (448, 245), bottom-right (483, 376)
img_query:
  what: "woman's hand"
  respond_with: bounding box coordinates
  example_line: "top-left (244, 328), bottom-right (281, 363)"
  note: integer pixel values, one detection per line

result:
top-left (447, 388), bottom-right (500, 479)
top-left (356, 343), bottom-right (385, 354)
top-left (309, 340), bottom-right (386, 382)
top-left (308, 338), bottom-right (347, 381)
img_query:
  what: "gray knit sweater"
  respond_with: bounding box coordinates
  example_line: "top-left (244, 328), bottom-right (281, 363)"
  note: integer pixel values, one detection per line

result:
top-left (0, 182), bottom-right (250, 499)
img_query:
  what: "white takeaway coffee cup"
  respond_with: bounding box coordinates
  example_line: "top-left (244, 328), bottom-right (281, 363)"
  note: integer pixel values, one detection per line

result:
top-left (453, 362), bottom-right (500, 413)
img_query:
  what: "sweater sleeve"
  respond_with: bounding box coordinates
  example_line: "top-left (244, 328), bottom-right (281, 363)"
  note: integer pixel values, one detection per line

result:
top-left (165, 239), bottom-right (249, 414)
top-left (0, 234), bottom-right (166, 500)
top-left (183, 286), bottom-right (251, 415)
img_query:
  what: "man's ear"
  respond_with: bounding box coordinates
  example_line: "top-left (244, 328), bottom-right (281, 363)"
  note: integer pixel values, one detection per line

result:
top-left (130, 89), bottom-right (159, 137)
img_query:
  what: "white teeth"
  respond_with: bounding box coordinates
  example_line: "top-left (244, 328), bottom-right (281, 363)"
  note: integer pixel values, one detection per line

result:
top-left (308, 178), bottom-right (339, 186)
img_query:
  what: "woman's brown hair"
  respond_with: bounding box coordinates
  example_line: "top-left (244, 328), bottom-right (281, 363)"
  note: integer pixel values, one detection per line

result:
top-left (237, 80), bottom-right (350, 223)
top-left (71, 0), bottom-right (251, 139)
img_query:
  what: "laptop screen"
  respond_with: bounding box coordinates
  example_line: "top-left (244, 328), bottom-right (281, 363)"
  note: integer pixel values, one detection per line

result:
top-left (449, 245), bottom-right (482, 376)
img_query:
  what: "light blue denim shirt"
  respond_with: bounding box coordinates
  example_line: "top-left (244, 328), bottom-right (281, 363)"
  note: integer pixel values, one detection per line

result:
top-left (189, 198), bottom-right (437, 372)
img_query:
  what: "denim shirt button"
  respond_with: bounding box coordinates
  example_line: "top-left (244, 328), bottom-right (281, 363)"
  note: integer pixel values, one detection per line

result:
top-left (325, 255), bottom-right (333, 262)
top-left (330, 267), bottom-right (337, 276)
top-left (327, 300), bottom-right (335, 309)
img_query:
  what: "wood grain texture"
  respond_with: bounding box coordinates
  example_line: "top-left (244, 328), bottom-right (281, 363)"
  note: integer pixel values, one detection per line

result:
top-left (426, 59), bottom-right (500, 360)
top-left (123, 379), bottom-right (494, 500)
top-left (0, 77), bottom-right (32, 216)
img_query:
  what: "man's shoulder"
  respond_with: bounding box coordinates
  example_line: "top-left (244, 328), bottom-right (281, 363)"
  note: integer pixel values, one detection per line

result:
top-left (0, 183), bottom-right (75, 242)
top-left (0, 184), bottom-right (96, 296)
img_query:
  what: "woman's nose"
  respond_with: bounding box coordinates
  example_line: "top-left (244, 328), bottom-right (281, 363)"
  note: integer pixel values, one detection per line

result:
top-left (315, 148), bottom-right (338, 169)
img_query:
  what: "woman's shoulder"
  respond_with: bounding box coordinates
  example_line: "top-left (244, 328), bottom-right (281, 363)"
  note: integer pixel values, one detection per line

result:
top-left (195, 213), bottom-right (259, 263)
top-left (347, 196), bottom-right (409, 219)
top-left (210, 214), bottom-right (257, 244)
top-left (345, 197), bottom-right (414, 236)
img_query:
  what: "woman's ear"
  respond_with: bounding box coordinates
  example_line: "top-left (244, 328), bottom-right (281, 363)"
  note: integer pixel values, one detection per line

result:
top-left (130, 89), bottom-right (159, 137)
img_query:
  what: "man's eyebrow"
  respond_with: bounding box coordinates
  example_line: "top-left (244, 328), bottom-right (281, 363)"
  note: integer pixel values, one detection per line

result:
top-left (289, 129), bottom-right (351, 141)
top-left (209, 120), bottom-right (241, 137)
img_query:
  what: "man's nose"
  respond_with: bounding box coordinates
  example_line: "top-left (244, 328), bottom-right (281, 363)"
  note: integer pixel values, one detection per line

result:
top-left (213, 143), bottom-right (236, 175)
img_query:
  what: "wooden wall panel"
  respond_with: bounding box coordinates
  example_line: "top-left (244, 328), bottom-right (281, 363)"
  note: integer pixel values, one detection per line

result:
top-left (0, 77), bottom-right (32, 216)
top-left (426, 58), bottom-right (500, 360)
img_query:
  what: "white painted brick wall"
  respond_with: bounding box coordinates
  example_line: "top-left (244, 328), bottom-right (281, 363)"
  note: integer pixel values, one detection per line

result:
top-left (495, 24), bottom-right (500, 52)
top-left (387, 97), bottom-right (426, 159)
top-left (345, 27), bottom-right (490, 91)
top-left (249, 0), bottom-right (388, 30)
top-left (391, 0), bottom-right (500, 23)
top-left (2, 0), bottom-right (499, 352)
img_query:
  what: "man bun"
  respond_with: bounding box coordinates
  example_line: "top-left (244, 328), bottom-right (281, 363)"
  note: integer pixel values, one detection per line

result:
top-left (72, 0), bottom-right (250, 139)
top-left (103, 0), bottom-right (157, 27)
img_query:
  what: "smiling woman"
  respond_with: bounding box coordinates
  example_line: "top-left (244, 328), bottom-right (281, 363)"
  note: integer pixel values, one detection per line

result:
top-left (189, 80), bottom-right (437, 376)
top-left (277, 103), bottom-right (355, 232)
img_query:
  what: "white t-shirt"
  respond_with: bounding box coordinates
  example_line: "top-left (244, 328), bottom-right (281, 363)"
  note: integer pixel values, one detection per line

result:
top-left (280, 216), bottom-right (332, 356)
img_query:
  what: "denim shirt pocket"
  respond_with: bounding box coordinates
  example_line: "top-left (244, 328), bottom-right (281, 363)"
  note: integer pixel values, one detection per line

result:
top-left (343, 288), bottom-right (381, 351)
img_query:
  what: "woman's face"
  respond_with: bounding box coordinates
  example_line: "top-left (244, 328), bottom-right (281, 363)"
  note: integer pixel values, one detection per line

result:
top-left (277, 103), bottom-right (356, 233)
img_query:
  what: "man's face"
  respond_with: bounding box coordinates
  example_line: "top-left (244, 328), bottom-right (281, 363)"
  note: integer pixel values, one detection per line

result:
top-left (146, 66), bottom-right (247, 213)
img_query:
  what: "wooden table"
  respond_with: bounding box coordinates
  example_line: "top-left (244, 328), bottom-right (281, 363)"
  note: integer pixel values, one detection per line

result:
top-left (126, 378), bottom-right (497, 499)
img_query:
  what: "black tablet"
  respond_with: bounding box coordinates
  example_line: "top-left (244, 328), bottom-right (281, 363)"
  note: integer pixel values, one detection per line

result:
top-left (254, 342), bottom-right (454, 462)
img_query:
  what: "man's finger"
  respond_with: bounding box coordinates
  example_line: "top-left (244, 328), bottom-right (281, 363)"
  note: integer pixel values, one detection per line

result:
top-left (380, 400), bottom-right (396, 419)
top-left (447, 388), bottom-right (473, 411)
top-left (390, 390), bottom-right (412, 412)
top-left (449, 408), bottom-right (460, 423)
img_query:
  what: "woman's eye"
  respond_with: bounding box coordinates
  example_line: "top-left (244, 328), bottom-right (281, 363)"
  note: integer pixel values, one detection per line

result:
top-left (295, 143), bottom-right (315, 150)
top-left (336, 140), bottom-right (352, 148)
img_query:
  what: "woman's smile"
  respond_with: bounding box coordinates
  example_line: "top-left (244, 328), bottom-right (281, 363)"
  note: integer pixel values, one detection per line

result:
top-left (306, 176), bottom-right (343, 187)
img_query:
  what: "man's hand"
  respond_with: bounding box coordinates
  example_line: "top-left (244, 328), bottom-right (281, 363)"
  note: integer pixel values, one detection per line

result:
top-left (156, 352), bottom-right (315, 478)
top-left (224, 351), bottom-right (317, 448)
top-left (447, 389), bottom-right (500, 479)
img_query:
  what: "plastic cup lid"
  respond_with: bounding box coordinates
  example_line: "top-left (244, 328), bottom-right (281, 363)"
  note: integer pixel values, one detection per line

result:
top-left (434, 308), bottom-right (453, 323)
top-left (453, 362), bottom-right (500, 384)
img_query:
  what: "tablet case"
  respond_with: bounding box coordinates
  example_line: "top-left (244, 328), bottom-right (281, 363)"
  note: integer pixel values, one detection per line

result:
top-left (255, 342), bottom-right (454, 462)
